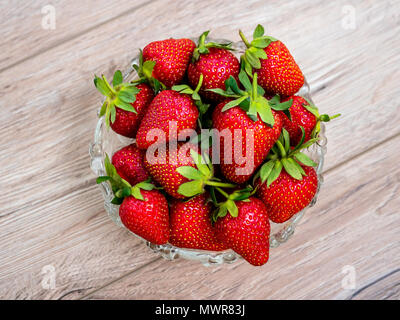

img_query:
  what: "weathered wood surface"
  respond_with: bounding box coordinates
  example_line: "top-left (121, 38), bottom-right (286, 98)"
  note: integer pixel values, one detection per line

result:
top-left (0, 0), bottom-right (399, 300)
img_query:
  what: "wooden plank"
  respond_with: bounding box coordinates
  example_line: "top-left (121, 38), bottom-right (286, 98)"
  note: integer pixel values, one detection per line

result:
top-left (347, 269), bottom-right (400, 300)
top-left (0, 0), bottom-right (151, 71)
top-left (83, 135), bottom-right (400, 299)
top-left (0, 0), bottom-right (399, 299)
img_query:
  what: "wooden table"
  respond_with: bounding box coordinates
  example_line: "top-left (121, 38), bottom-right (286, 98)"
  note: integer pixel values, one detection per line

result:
top-left (1, 0), bottom-right (399, 300)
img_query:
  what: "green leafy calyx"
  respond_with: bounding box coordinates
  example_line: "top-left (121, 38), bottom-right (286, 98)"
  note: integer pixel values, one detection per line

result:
top-left (208, 71), bottom-right (291, 127)
top-left (192, 31), bottom-right (234, 62)
top-left (132, 49), bottom-right (166, 92)
top-left (177, 149), bottom-right (236, 198)
top-left (256, 128), bottom-right (318, 187)
top-left (302, 98), bottom-right (341, 138)
top-left (94, 70), bottom-right (141, 128)
top-left (172, 74), bottom-right (210, 115)
top-left (212, 187), bottom-right (254, 221)
top-left (239, 24), bottom-right (278, 76)
top-left (96, 154), bottom-right (155, 204)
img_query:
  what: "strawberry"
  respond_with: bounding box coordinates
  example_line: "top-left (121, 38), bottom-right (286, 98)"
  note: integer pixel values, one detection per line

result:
top-left (255, 128), bottom-right (319, 223)
top-left (213, 188), bottom-right (270, 266)
top-left (119, 189), bottom-right (169, 245)
top-left (111, 143), bottom-right (149, 186)
top-left (144, 143), bottom-right (235, 199)
top-left (239, 24), bottom-right (304, 97)
top-left (94, 70), bottom-right (154, 138)
top-left (169, 193), bottom-right (228, 251)
top-left (97, 155), bottom-right (169, 244)
top-left (210, 71), bottom-right (290, 184)
top-left (135, 74), bottom-right (212, 150)
top-left (278, 95), bottom-right (341, 146)
top-left (142, 38), bottom-right (196, 87)
top-left (188, 31), bottom-right (240, 103)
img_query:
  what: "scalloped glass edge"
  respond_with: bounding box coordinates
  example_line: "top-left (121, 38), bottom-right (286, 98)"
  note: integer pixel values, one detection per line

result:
top-left (89, 39), bottom-right (327, 266)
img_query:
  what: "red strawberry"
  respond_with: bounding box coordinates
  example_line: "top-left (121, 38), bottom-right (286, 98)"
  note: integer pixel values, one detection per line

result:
top-left (279, 95), bottom-right (341, 146)
top-left (213, 102), bottom-right (282, 184)
top-left (255, 128), bottom-right (319, 223)
top-left (256, 165), bottom-right (318, 223)
top-left (144, 143), bottom-right (195, 199)
top-left (142, 38), bottom-right (196, 87)
top-left (188, 31), bottom-right (240, 102)
top-left (111, 143), bottom-right (149, 186)
top-left (97, 156), bottom-right (169, 244)
top-left (94, 71), bottom-right (154, 138)
top-left (144, 143), bottom-right (235, 199)
top-left (110, 83), bottom-right (154, 138)
top-left (136, 90), bottom-right (199, 150)
top-left (239, 25), bottom-right (304, 97)
top-left (169, 193), bottom-right (228, 251)
top-left (119, 189), bottom-right (169, 244)
top-left (211, 72), bottom-right (285, 184)
top-left (213, 189), bottom-right (270, 266)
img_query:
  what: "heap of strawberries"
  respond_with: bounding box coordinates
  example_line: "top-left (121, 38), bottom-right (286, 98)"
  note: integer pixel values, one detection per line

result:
top-left (94, 25), bottom-right (340, 266)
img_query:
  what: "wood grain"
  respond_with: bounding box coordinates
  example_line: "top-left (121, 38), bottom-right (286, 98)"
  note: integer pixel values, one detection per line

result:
top-left (0, 0), bottom-right (399, 299)
top-left (84, 135), bottom-right (400, 300)
top-left (0, 0), bottom-right (152, 71)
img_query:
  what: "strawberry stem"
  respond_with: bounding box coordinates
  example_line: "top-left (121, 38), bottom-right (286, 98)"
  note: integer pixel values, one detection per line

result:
top-left (319, 113), bottom-right (341, 122)
top-left (194, 74), bottom-right (204, 94)
top-left (215, 187), bottom-right (230, 199)
top-left (276, 140), bottom-right (287, 158)
top-left (205, 180), bottom-right (236, 188)
top-left (239, 30), bottom-right (251, 48)
top-left (252, 73), bottom-right (258, 100)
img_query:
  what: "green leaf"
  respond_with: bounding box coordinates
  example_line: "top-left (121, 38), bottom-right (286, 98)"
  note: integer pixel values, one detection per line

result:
top-left (131, 187), bottom-right (144, 201)
top-left (253, 24), bottom-right (265, 38)
top-left (217, 206), bottom-right (228, 219)
top-left (225, 76), bottom-right (241, 95)
top-left (243, 56), bottom-right (253, 77)
top-left (250, 47), bottom-right (268, 59)
top-left (190, 149), bottom-right (210, 177)
top-left (238, 70), bottom-right (252, 91)
top-left (99, 100), bottom-right (107, 117)
top-left (267, 160), bottom-right (283, 187)
top-left (135, 181), bottom-right (155, 190)
top-left (282, 158), bottom-right (303, 180)
top-left (112, 70), bottom-right (123, 87)
top-left (225, 199), bottom-right (238, 217)
top-left (115, 99), bottom-right (137, 113)
top-left (118, 90), bottom-right (136, 103)
top-left (251, 38), bottom-right (269, 49)
top-left (255, 98), bottom-right (274, 126)
top-left (176, 166), bottom-right (203, 180)
top-left (294, 152), bottom-right (317, 167)
top-left (110, 105), bottom-right (116, 123)
top-left (172, 84), bottom-right (190, 91)
top-left (259, 161), bottom-right (274, 183)
top-left (111, 197), bottom-right (124, 205)
top-left (245, 50), bottom-right (261, 69)
top-left (178, 180), bottom-right (204, 197)
top-left (293, 126), bottom-right (306, 151)
top-left (303, 100), bottom-right (320, 118)
top-left (222, 96), bottom-right (248, 112)
top-left (282, 128), bottom-right (290, 151)
top-left (271, 99), bottom-right (292, 111)
top-left (96, 176), bottom-right (111, 184)
top-left (94, 76), bottom-right (112, 96)
top-left (143, 60), bottom-right (156, 79)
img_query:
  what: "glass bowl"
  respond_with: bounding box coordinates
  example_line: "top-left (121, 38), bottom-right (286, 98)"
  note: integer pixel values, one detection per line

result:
top-left (89, 39), bottom-right (327, 266)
